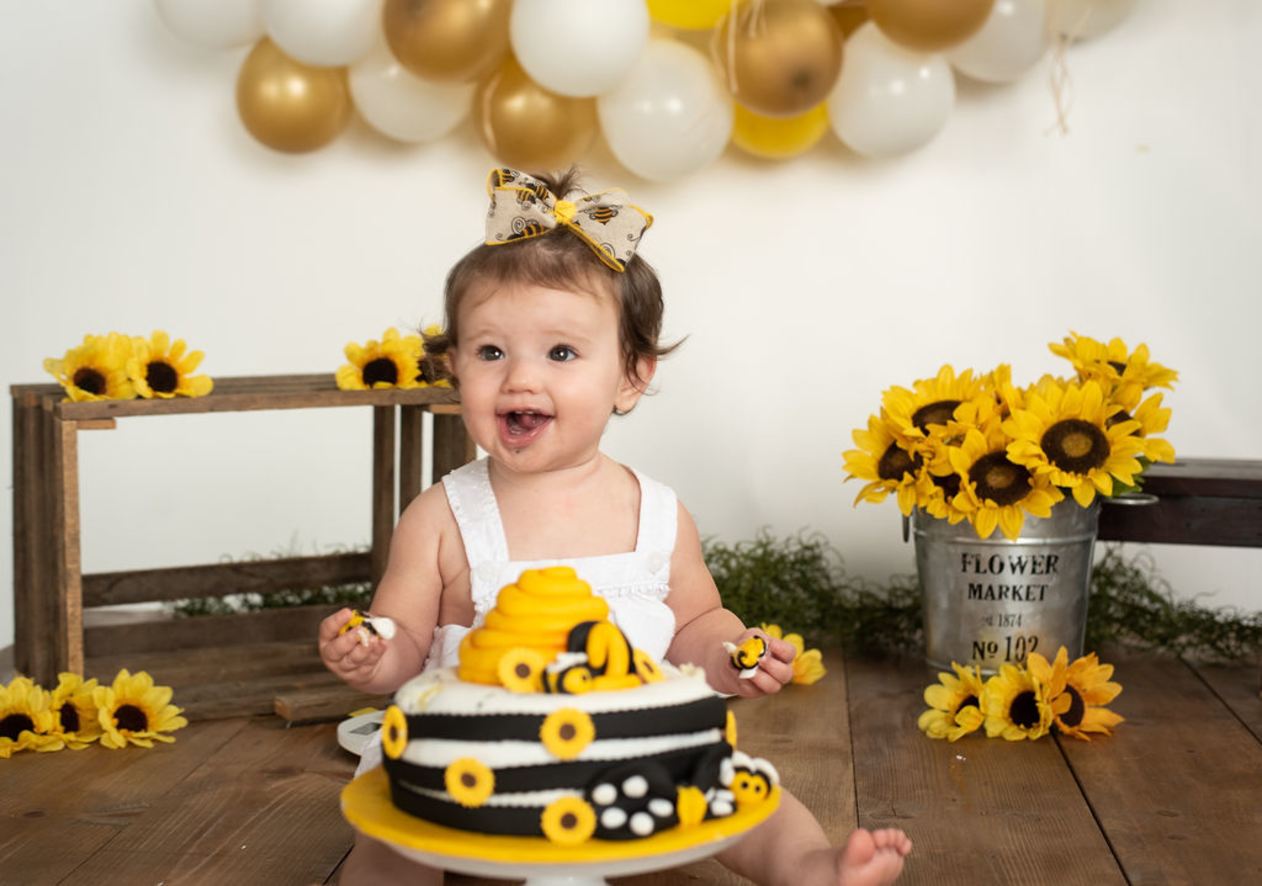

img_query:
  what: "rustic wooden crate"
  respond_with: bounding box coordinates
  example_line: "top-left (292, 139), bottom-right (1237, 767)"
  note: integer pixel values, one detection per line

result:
top-left (10, 375), bottom-right (473, 719)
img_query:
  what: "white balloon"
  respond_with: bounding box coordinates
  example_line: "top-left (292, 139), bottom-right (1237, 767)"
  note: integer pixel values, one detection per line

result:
top-left (828, 23), bottom-right (955, 158)
top-left (349, 41), bottom-right (474, 143)
top-left (597, 40), bottom-right (732, 182)
top-left (1047, 0), bottom-right (1137, 39)
top-left (154, 0), bottom-right (263, 50)
top-left (263, 0), bottom-right (381, 67)
top-left (511, 0), bottom-right (649, 98)
top-left (949, 0), bottom-right (1049, 84)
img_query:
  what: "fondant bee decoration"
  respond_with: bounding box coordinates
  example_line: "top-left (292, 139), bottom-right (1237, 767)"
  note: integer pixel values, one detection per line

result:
top-left (338, 610), bottom-right (397, 646)
top-left (721, 751), bottom-right (780, 810)
top-left (543, 652), bottom-right (594, 695)
top-left (723, 636), bottom-right (769, 679)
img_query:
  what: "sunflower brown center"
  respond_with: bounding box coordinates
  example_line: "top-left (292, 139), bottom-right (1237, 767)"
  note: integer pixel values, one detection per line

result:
top-left (114, 704), bottom-right (148, 732)
top-left (1041, 419), bottom-right (1109, 474)
top-left (1106, 409), bottom-right (1134, 429)
top-left (932, 473), bottom-right (961, 499)
top-left (969, 452), bottom-right (1032, 506)
top-left (59, 702), bottom-right (80, 733)
top-left (1060, 686), bottom-right (1085, 728)
top-left (877, 443), bottom-right (921, 481)
top-left (912, 400), bottom-right (961, 432)
top-left (461, 773), bottom-right (477, 788)
top-left (146, 361), bottom-right (178, 393)
top-left (1010, 690), bottom-right (1040, 729)
top-left (1, 713), bottom-right (36, 740)
top-left (72, 368), bottom-right (106, 395)
top-left (559, 723), bottom-right (576, 741)
top-left (1108, 360), bottom-right (1128, 375)
top-left (561, 813), bottom-right (578, 830)
top-left (955, 695), bottom-right (979, 714)
top-left (363, 358), bottom-right (398, 386)
top-left (515, 663), bottom-right (531, 678)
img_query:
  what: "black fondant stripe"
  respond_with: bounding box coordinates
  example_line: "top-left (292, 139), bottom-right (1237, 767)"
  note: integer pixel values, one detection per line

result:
top-left (384, 739), bottom-right (731, 795)
top-left (403, 695), bottom-right (725, 742)
top-left (389, 778), bottom-right (546, 837)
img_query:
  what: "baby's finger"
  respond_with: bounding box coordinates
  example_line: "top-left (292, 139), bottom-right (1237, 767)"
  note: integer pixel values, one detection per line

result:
top-left (755, 653), bottom-right (794, 687)
top-left (750, 666), bottom-right (786, 696)
top-left (766, 637), bottom-right (797, 664)
top-left (322, 627), bottom-right (369, 663)
top-left (319, 608), bottom-right (354, 642)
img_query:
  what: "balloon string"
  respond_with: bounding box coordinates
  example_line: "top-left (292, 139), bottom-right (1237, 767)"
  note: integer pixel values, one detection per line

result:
top-left (721, 0), bottom-right (766, 97)
top-left (1048, 8), bottom-right (1092, 136)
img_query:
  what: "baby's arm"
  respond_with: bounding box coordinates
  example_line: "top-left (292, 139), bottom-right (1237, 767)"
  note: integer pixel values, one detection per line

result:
top-left (664, 503), bottom-right (796, 697)
top-left (318, 484), bottom-right (450, 695)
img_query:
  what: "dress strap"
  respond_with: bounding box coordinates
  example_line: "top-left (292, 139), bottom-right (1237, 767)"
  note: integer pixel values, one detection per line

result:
top-left (442, 458), bottom-right (510, 568)
top-left (632, 468), bottom-right (678, 555)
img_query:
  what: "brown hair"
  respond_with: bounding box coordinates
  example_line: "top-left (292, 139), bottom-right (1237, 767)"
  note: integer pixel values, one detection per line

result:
top-left (420, 168), bottom-right (679, 393)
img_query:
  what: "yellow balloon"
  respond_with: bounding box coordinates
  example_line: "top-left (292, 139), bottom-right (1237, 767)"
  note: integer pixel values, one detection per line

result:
top-left (732, 103), bottom-right (829, 159)
top-left (714, 0), bottom-right (843, 118)
top-left (867, 0), bottom-right (994, 52)
top-left (235, 39), bottom-right (351, 154)
top-left (383, 0), bottom-right (510, 83)
top-left (473, 56), bottom-right (596, 172)
top-left (648, 0), bottom-right (736, 30)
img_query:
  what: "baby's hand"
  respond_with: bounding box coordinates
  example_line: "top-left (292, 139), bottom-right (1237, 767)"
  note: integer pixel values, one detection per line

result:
top-left (724, 628), bottom-right (796, 698)
top-left (319, 608), bottom-right (387, 689)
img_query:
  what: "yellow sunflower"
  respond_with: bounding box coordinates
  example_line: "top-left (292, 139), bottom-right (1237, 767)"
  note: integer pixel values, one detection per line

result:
top-left (983, 363), bottom-right (1024, 417)
top-left (843, 414), bottom-right (923, 516)
top-left (1027, 647), bottom-right (1124, 741)
top-left (336, 328), bottom-right (424, 391)
top-left (918, 662), bottom-right (987, 741)
top-left (126, 330), bottom-right (213, 399)
top-left (983, 663), bottom-right (1054, 741)
top-left (759, 624), bottom-right (827, 685)
top-left (49, 672), bottom-right (101, 750)
top-left (1110, 388), bottom-right (1176, 465)
top-left (949, 426), bottom-right (1064, 540)
top-left (43, 333), bottom-right (135, 402)
top-left (882, 365), bottom-right (987, 447)
top-left (1003, 379), bottom-right (1145, 507)
top-left (1049, 332), bottom-right (1178, 401)
top-left (0, 677), bottom-right (63, 757)
top-left (93, 669), bottom-right (187, 749)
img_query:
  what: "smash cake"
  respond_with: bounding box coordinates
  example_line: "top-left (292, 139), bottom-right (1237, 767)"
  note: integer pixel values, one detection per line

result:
top-left (377, 566), bottom-right (780, 848)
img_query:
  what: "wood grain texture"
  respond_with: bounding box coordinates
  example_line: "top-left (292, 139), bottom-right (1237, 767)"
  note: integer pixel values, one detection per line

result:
top-left (1185, 657), bottom-right (1262, 742)
top-left (84, 605), bottom-right (336, 657)
top-left (433, 411), bottom-right (476, 483)
top-left (52, 415), bottom-right (84, 679)
top-left (846, 653), bottom-right (1125, 885)
top-left (399, 404), bottom-right (425, 514)
top-left (1098, 495), bottom-right (1262, 546)
top-left (1059, 654), bottom-right (1262, 885)
top-left (274, 684), bottom-right (392, 724)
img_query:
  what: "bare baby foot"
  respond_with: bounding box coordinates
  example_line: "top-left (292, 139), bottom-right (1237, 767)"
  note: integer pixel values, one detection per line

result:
top-left (835, 827), bottom-right (912, 886)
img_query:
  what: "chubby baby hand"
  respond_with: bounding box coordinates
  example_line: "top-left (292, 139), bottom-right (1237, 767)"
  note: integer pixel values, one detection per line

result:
top-left (319, 608), bottom-right (389, 687)
top-left (722, 628), bottom-right (796, 698)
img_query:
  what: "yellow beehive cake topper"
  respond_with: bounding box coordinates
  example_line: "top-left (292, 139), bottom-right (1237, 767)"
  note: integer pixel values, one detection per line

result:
top-left (458, 566), bottom-right (664, 693)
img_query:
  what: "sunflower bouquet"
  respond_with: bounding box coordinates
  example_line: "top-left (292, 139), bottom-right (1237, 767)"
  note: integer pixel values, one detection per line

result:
top-left (44, 331), bottom-right (213, 401)
top-left (335, 325), bottom-right (450, 391)
top-left (919, 646), bottom-right (1123, 743)
top-left (0, 669), bottom-right (186, 758)
top-left (843, 333), bottom-right (1178, 540)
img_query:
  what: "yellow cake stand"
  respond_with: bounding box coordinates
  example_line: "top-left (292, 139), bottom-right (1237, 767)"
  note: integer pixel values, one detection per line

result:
top-left (342, 768), bottom-right (780, 885)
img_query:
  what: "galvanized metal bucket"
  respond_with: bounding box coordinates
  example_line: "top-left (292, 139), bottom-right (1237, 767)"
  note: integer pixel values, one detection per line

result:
top-left (913, 500), bottom-right (1100, 674)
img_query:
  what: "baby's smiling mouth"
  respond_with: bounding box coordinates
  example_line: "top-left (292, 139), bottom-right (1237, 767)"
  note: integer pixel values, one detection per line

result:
top-left (501, 409), bottom-right (553, 438)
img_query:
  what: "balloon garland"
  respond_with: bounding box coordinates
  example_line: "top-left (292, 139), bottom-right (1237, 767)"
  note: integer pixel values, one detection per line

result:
top-left (153, 0), bottom-right (1137, 176)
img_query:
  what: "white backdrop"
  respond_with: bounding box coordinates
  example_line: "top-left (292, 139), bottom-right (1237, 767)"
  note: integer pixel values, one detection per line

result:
top-left (2, 0), bottom-right (1260, 651)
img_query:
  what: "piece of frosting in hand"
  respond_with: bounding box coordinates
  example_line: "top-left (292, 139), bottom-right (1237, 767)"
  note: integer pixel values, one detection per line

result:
top-left (338, 610), bottom-right (397, 646)
top-left (723, 636), bottom-right (769, 680)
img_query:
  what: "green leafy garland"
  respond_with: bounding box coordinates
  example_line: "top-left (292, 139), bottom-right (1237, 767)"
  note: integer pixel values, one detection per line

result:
top-left (172, 533), bottom-right (1261, 662)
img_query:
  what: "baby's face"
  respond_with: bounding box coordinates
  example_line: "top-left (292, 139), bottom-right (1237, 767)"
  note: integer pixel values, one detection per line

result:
top-left (451, 281), bottom-right (646, 475)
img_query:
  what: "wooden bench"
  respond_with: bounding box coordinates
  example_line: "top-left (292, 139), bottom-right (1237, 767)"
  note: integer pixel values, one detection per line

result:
top-left (9, 374), bottom-right (473, 713)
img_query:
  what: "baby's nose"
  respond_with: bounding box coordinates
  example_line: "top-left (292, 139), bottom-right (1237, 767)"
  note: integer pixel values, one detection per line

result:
top-left (503, 357), bottom-right (541, 392)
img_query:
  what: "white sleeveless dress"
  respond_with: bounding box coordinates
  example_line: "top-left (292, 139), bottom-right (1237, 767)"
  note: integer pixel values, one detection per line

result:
top-left (355, 456), bottom-right (679, 775)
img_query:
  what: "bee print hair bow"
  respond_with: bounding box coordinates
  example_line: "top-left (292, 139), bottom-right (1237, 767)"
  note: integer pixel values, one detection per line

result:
top-left (483, 168), bottom-right (653, 272)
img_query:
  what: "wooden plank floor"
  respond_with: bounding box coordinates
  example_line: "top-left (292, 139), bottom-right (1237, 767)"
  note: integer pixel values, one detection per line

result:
top-left (2, 649), bottom-right (1258, 885)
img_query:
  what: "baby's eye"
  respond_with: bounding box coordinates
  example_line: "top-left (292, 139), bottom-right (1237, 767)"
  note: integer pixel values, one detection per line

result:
top-left (549, 345), bottom-right (577, 362)
top-left (477, 345), bottom-right (504, 361)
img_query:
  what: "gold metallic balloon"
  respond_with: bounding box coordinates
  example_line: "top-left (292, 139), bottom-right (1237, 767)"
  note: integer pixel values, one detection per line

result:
top-left (383, 0), bottom-right (510, 83)
top-left (867, 0), bottom-right (994, 52)
top-left (235, 38), bottom-right (351, 154)
top-left (473, 56), bottom-right (596, 172)
top-left (732, 102), bottom-right (829, 159)
top-left (714, 0), bottom-right (843, 118)
top-left (829, 1), bottom-right (870, 38)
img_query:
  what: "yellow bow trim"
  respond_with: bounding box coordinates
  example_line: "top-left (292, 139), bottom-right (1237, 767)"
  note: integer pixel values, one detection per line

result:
top-left (483, 168), bottom-right (653, 273)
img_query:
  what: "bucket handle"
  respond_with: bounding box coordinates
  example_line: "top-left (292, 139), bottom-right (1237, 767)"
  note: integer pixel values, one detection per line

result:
top-left (1103, 492), bottom-right (1160, 506)
top-left (902, 514), bottom-right (910, 543)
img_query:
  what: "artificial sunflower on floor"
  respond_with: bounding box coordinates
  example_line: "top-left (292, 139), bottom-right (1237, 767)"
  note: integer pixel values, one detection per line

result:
top-left (949, 425), bottom-right (1064, 540)
top-left (984, 663), bottom-right (1054, 741)
top-left (1050, 332), bottom-right (1179, 402)
top-left (918, 662), bottom-right (987, 741)
top-left (43, 333), bottom-right (135, 402)
top-left (93, 669), bottom-right (187, 749)
top-left (127, 331), bottom-right (214, 399)
top-left (0, 677), bottom-right (63, 758)
top-left (1026, 647), bottom-right (1124, 741)
top-left (758, 624), bottom-right (826, 685)
top-left (336, 327), bottom-right (424, 391)
top-left (843, 414), bottom-right (922, 516)
top-left (1003, 379), bottom-right (1145, 507)
top-left (49, 672), bottom-right (102, 750)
